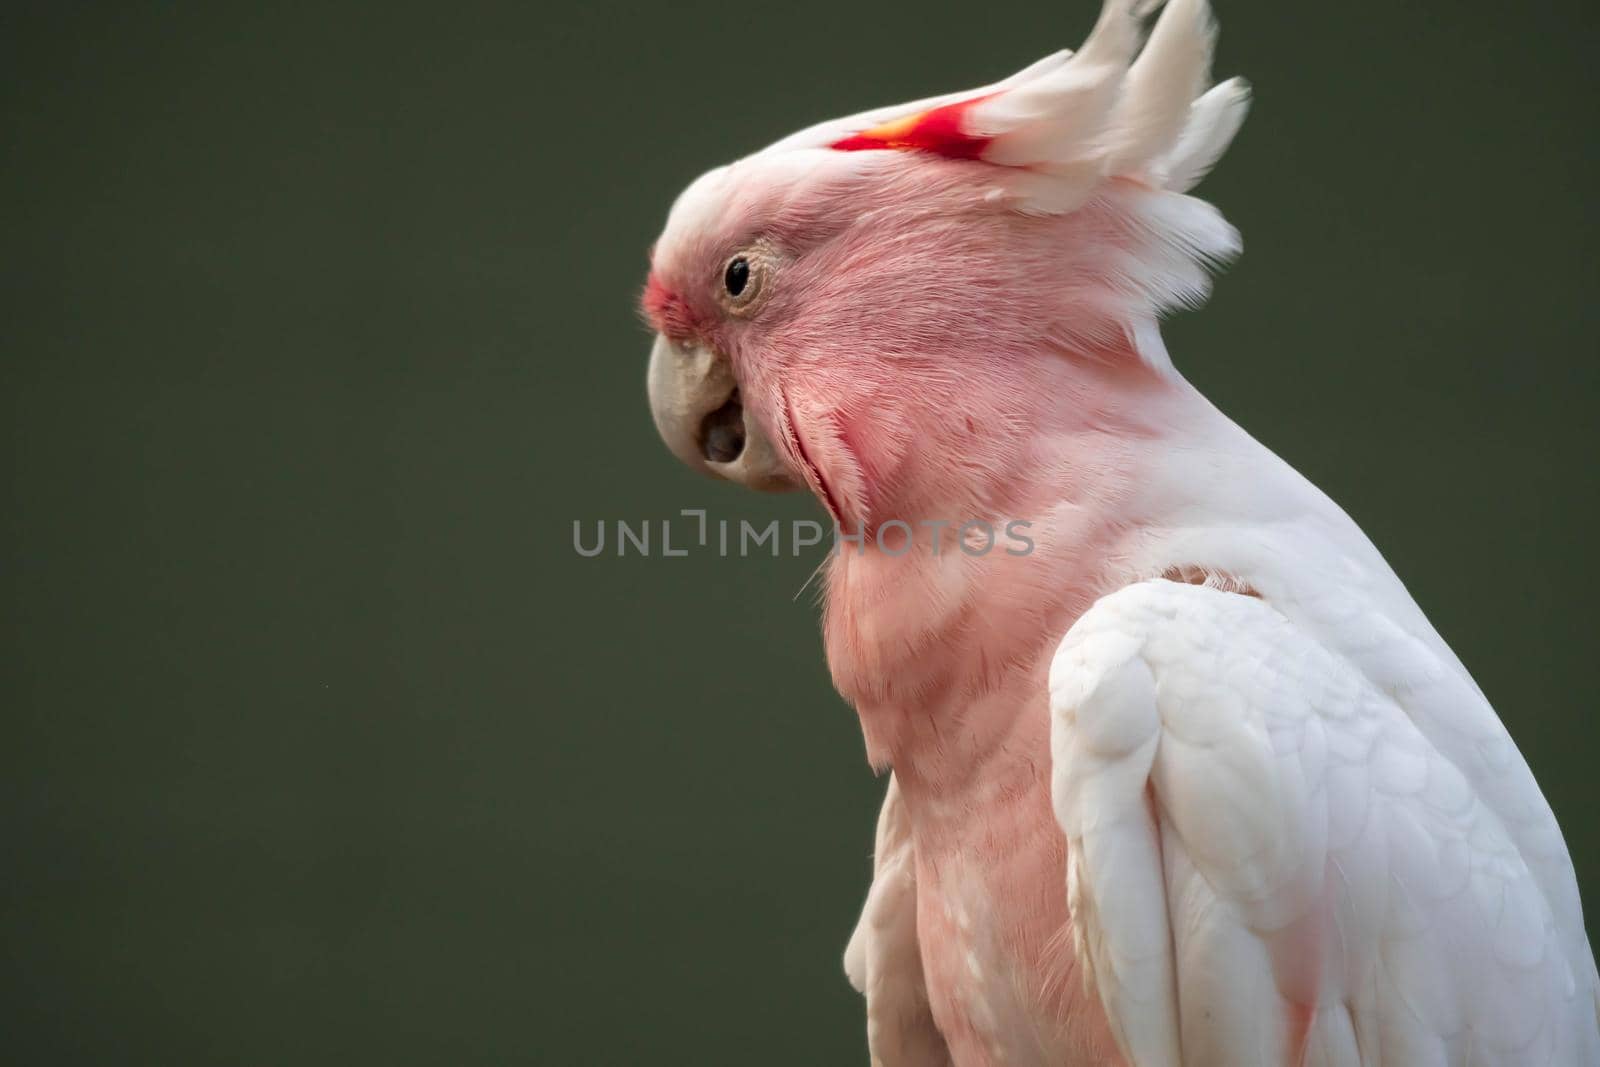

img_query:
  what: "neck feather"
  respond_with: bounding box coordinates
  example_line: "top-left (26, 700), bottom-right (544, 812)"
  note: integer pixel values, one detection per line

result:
top-left (821, 351), bottom-right (1207, 779)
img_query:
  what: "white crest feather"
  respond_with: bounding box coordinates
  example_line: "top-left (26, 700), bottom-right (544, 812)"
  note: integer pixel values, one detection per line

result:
top-left (1102, 0), bottom-right (1216, 175)
top-left (747, 0), bottom-right (1252, 373)
top-left (1157, 76), bottom-right (1251, 192)
top-left (971, 0), bottom-right (1244, 209)
top-left (771, 0), bottom-right (1249, 213)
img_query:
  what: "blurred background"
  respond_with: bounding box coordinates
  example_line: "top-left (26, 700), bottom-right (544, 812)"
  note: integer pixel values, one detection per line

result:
top-left (3, 0), bottom-right (1596, 1062)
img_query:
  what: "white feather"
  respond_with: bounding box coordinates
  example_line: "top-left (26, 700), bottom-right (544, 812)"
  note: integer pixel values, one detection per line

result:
top-left (1159, 76), bottom-right (1252, 192)
top-left (1050, 578), bottom-right (1600, 1066)
top-left (1103, 0), bottom-right (1215, 176)
top-left (764, 0), bottom-right (1246, 208)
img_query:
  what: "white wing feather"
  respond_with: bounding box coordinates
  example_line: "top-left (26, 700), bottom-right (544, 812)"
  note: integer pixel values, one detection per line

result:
top-left (1049, 579), bottom-right (1600, 1067)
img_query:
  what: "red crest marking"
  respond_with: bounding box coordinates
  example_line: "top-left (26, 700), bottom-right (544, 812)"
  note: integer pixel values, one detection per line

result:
top-left (828, 94), bottom-right (997, 160)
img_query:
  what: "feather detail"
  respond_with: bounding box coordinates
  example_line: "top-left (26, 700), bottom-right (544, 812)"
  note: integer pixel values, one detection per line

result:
top-left (829, 94), bottom-right (998, 160)
top-left (795, 0), bottom-right (1250, 367)
top-left (801, 0), bottom-right (1245, 214)
top-left (1158, 76), bottom-right (1251, 192)
top-left (1102, 0), bottom-right (1216, 176)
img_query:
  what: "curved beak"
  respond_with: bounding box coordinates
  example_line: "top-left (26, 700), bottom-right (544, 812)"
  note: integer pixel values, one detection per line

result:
top-left (646, 334), bottom-right (798, 492)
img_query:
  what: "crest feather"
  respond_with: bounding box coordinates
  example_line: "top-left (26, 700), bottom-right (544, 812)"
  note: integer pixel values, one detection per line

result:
top-left (783, 0), bottom-right (1248, 215)
top-left (728, 0), bottom-right (1252, 376)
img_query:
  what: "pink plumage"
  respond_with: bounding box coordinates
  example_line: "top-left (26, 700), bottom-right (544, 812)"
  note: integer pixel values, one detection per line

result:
top-left (641, 2), bottom-right (1600, 1064)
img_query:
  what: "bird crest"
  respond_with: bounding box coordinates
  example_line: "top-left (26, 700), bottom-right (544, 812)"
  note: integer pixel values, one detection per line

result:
top-left (775, 0), bottom-right (1248, 215)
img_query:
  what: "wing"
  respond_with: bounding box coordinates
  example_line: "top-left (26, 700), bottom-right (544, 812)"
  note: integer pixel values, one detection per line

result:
top-left (1048, 579), bottom-right (1599, 1067)
top-left (844, 774), bottom-right (952, 1067)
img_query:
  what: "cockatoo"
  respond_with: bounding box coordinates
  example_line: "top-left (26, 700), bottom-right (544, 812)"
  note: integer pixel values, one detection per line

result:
top-left (639, 1), bottom-right (1599, 1063)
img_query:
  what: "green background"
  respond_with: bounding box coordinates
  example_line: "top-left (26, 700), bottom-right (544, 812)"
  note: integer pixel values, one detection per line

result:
top-left (4, 1), bottom-right (1596, 1062)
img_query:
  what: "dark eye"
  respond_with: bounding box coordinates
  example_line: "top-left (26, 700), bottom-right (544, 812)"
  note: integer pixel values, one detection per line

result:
top-left (718, 246), bottom-right (771, 315)
top-left (724, 257), bottom-right (750, 297)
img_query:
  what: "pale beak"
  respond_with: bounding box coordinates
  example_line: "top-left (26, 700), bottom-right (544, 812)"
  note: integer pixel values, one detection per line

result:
top-left (646, 333), bottom-right (798, 491)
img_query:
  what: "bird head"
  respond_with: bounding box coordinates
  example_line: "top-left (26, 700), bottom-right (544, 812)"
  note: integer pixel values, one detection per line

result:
top-left (643, 0), bottom-right (1248, 531)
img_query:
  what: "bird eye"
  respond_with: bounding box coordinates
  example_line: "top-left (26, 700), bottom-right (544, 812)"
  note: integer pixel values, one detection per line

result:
top-left (724, 257), bottom-right (750, 297)
top-left (718, 245), bottom-right (772, 315)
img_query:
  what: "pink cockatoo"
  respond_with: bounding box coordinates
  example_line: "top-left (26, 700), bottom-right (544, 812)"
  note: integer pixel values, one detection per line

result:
top-left (640, 1), bottom-right (1599, 1063)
